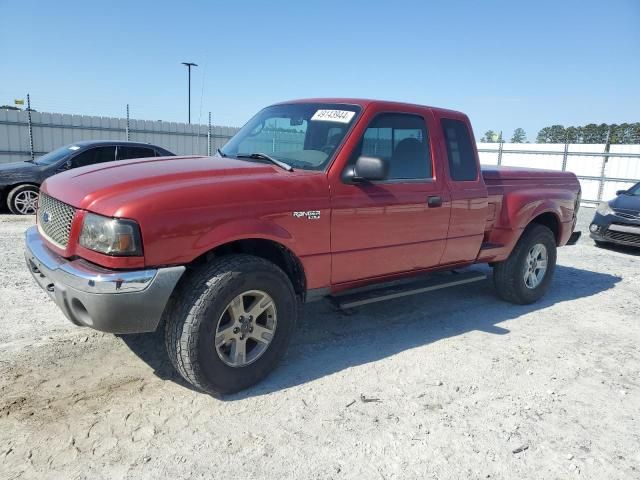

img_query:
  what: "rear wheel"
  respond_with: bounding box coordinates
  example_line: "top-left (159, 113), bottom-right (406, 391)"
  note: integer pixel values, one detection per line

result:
top-left (493, 224), bottom-right (557, 304)
top-left (164, 254), bottom-right (297, 396)
top-left (7, 184), bottom-right (39, 215)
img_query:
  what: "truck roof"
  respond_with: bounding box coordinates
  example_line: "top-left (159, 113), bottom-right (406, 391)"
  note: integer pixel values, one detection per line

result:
top-left (70, 140), bottom-right (164, 148)
top-left (274, 98), bottom-right (467, 118)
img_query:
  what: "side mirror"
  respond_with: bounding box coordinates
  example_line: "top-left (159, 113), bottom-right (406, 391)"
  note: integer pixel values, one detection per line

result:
top-left (351, 156), bottom-right (388, 182)
top-left (56, 160), bottom-right (72, 172)
top-left (616, 189), bottom-right (627, 196)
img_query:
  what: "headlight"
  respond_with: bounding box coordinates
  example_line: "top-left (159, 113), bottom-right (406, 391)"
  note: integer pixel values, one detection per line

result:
top-left (596, 201), bottom-right (614, 216)
top-left (79, 213), bottom-right (142, 256)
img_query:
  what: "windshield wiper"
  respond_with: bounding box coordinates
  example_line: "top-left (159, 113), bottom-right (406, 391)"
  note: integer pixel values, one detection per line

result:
top-left (236, 152), bottom-right (293, 172)
top-left (216, 148), bottom-right (227, 157)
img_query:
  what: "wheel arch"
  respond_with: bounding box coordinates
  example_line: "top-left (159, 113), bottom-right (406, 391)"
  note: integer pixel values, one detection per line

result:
top-left (528, 211), bottom-right (561, 245)
top-left (188, 237), bottom-right (307, 299)
top-left (6, 181), bottom-right (41, 192)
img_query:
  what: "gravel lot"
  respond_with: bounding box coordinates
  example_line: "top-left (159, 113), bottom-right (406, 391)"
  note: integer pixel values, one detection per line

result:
top-left (1, 209), bottom-right (639, 480)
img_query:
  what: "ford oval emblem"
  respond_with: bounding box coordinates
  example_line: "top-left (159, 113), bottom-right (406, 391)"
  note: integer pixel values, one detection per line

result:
top-left (42, 211), bottom-right (52, 223)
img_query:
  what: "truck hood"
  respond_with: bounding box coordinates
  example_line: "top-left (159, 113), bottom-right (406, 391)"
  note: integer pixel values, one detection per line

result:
top-left (42, 155), bottom-right (280, 214)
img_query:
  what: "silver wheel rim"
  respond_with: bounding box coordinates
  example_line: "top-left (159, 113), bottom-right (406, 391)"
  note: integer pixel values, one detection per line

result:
top-left (14, 189), bottom-right (39, 214)
top-left (214, 290), bottom-right (277, 368)
top-left (523, 243), bottom-right (548, 289)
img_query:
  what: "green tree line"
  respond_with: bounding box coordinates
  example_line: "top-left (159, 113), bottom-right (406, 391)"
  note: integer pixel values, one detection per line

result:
top-left (481, 123), bottom-right (640, 144)
top-left (536, 123), bottom-right (640, 144)
top-left (480, 129), bottom-right (527, 143)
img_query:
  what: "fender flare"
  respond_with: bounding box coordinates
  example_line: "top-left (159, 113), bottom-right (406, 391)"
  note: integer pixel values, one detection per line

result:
top-left (505, 188), bottom-right (572, 227)
top-left (190, 217), bottom-right (298, 260)
top-left (496, 188), bottom-right (573, 252)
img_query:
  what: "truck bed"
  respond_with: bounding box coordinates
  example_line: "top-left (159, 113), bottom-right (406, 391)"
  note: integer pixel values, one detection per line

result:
top-left (478, 165), bottom-right (581, 263)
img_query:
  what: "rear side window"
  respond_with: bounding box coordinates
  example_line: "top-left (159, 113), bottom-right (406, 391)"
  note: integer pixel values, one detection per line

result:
top-left (117, 146), bottom-right (156, 161)
top-left (71, 146), bottom-right (116, 167)
top-left (441, 119), bottom-right (478, 181)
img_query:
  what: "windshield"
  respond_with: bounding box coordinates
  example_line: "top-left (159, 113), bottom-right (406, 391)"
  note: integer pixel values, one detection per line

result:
top-left (220, 103), bottom-right (361, 170)
top-left (623, 182), bottom-right (640, 196)
top-left (34, 144), bottom-right (80, 165)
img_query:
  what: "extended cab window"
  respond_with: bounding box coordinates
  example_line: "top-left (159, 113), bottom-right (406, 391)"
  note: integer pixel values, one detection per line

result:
top-left (441, 119), bottom-right (478, 181)
top-left (71, 147), bottom-right (116, 168)
top-left (356, 113), bottom-right (431, 180)
top-left (117, 146), bottom-right (156, 160)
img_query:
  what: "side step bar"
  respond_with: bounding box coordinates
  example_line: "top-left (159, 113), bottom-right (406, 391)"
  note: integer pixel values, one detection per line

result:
top-left (331, 270), bottom-right (487, 310)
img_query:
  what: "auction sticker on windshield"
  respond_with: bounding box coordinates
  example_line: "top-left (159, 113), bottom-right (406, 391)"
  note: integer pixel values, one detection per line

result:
top-left (311, 110), bottom-right (355, 123)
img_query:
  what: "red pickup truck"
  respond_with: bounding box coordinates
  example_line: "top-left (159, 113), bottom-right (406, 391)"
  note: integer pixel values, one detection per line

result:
top-left (25, 99), bottom-right (581, 395)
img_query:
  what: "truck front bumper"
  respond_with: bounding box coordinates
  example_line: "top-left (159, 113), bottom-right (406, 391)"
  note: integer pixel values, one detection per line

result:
top-left (24, 226), bottom-right (185, 334)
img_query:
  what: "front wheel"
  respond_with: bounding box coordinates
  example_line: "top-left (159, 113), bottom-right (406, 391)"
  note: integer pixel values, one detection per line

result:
top-left (7, 184), bottom-right (39, 215)
top-left (164, 254), bottom-right (298, 396)
top-left (493, 224), bottom-right (557, 304)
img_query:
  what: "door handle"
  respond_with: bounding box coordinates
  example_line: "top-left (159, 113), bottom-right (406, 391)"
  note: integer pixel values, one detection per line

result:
top-left (427, 196), bottom-right (442, 208)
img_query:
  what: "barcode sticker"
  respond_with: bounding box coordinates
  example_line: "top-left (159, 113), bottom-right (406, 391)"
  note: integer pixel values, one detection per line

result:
top-left (311, 110), bottom-right (355, 123)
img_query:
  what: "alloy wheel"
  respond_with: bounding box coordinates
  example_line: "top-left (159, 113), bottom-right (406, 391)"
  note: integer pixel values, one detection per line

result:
top-left (14, 190), bottom-right (39, 214)
top-left (523, 243), bottom-right (548, 289)
top-left (214, 290), bottom-right (277, 367)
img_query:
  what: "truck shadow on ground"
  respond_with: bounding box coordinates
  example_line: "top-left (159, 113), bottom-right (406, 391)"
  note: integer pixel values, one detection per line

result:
top-left (120, 264), bottom-right (620, 398)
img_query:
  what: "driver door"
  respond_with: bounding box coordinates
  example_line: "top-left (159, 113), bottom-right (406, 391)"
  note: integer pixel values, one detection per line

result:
top-left (330, 111), bottom-right (451, 285)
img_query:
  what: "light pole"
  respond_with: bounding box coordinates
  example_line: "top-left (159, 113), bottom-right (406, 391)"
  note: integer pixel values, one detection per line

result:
top-left (181, 62), bottom-right (198, 124)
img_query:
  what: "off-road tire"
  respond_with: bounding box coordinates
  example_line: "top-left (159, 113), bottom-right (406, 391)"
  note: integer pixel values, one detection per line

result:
top-left (493, 224), bottom-right (557, 305)
top-left (7, 184), bottom-right (39, 215)
top-left (164, 254), bottom-right (297, 396)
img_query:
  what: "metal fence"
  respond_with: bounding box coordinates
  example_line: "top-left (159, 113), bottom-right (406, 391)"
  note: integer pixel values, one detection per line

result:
top-left (477, 142), bottom-right (640, 204)
top-left (0, 107), bottom-right (239, 163)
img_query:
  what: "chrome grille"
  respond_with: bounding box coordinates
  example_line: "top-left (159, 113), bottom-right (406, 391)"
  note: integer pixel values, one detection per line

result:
top-left (37, 193), bottom-right (76, 247)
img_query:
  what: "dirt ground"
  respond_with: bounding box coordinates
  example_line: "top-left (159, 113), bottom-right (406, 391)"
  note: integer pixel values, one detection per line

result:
top-left (0, 209), bottom-right (639, 480)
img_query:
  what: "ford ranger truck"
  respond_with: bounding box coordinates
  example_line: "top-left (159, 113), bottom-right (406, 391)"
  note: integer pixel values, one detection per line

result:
top-left (24, 99), bottom-right (582, 395)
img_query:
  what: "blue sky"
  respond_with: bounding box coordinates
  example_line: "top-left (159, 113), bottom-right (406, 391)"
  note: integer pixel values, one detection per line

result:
top-left (1, 0), bottom-right (639, 140)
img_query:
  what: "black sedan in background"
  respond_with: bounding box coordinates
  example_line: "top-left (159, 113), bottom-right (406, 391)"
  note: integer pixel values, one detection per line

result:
top-left (590, 182), bottom-right (640, 248)
top-left (0, 141), bottom-right (174, 214)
